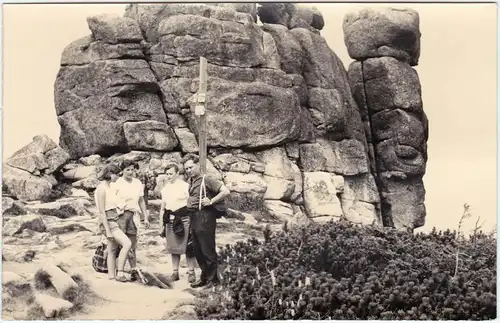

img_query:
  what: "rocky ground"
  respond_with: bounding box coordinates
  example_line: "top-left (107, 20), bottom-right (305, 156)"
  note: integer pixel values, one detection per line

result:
top-left (2, 198), bottom-right (268, 320)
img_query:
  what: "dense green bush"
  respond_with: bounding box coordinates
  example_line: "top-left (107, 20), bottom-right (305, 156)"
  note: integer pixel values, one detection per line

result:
top-left (195, 220), bottom-right (496, 320)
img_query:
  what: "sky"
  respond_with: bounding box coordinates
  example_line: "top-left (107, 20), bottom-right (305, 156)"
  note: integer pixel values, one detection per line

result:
top-left (2, 2), bottom-right (497, 234)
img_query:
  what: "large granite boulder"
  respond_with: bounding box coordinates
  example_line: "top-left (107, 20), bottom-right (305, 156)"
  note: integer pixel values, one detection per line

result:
top-left (257, 3), bottom-right (324, 31)
top-left (55, 58), bottom-right (166, 158)
top-left (343, 7), bottom-right (421, 66)
top-left (48, 3), bottom-right (428, 229)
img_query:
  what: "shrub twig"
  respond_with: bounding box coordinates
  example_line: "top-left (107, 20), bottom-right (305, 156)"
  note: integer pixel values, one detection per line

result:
top-left (454, 203), bottom-right (472, 278)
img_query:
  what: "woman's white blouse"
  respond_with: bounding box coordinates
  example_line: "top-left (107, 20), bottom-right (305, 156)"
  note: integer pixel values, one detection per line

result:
top-left (160, 179), bottom-right (189, 211)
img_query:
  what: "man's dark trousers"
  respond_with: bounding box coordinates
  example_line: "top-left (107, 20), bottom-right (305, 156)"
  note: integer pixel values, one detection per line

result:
top-left (190, 207), bottom-right (219, 284)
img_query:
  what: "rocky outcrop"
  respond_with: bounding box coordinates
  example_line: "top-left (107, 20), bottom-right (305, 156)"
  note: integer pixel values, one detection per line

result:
top-left (257, 3), bottom-right (324, 32)
top-left (3, 135), bottom-right (69, 201)
top-left (47, 3), bottom-right (428, 227)
top-left (3, 214), bottom-right (47, 236)
top-left (343, 7), bottom-right (420, 66)
top-left (24, 198), bottom-right (94, 219)
top-left (345, 7), bottom-right (427, 231)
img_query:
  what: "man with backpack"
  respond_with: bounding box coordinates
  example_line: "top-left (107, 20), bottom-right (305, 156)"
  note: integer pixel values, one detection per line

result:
top-left (182, 153), bottom-right (230, 288)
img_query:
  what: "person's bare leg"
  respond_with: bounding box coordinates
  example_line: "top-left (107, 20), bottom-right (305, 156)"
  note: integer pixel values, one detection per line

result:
top-left (107, 241), bottom-right (118, 279)
top-left (127, 234), bottom-right (138, 269)
top-left (112, 229), bottom-right (132, 282)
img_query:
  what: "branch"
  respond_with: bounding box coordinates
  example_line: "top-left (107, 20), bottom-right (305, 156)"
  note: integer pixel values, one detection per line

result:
top-left (454, 203), bottom-right (471, 278)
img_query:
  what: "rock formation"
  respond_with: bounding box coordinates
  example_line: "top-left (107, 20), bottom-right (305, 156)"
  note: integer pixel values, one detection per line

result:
top-left (3, 135), bottom-right (69, 201)
top-left (344, 7), bottom-right (428, 231)
top-left (22, 3), bottom-right (427, 230)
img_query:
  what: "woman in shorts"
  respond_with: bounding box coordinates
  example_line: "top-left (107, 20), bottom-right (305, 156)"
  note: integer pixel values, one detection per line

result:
top-left (95, 163), bottom-right (132, 282)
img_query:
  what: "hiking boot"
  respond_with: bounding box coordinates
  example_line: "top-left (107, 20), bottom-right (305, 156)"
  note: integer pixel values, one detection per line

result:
top-left (187, 271), bottom-right (196, 283)
top-left (203, 281), bottom-right (220, 290)
top-left (171, 272), bottom-right (180, 281)
top-left (190, 279), bottom-right (207, 288)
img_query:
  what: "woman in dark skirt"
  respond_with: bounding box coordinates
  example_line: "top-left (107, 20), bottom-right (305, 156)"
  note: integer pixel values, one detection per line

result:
top-left (159, 163), bottom-right (196, 283)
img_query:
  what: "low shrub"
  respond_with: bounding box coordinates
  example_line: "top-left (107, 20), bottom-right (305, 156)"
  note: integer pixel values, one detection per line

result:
top-left (195, 220), bottom-right (496, 320)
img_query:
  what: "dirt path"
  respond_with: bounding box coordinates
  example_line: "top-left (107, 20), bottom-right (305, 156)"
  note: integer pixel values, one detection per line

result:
top-left (69, 269), bottom-right (197, 320)
top-left (2, 216), bottom-right (261, 320)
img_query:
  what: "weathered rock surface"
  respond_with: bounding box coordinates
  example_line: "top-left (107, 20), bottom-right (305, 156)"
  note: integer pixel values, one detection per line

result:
top-left (3, 197), bottom-right (28, 216)
top-left (343, 7), bottom-right (421, 66)
top-left (158, 14), bottom-right (265, 67)
top-left (34, 292), bottom-right (74, 318)
top-left (123, 120), bottom-right (179, 151)
top-left (124, 3), bottom-right (215, 43)
top-left (223, 172), bottom-right (268, 195)
top-left (3, 214), bottom-right (46, 236)
top-left (62, 166), bottom-right (99, 181)
top-left (61, 36), bottom-right (145, 66)
top-left (299, 138), bottom-right (369, 176)
top-left (2, 165), bottom-right (55, 202)
top-left (3, 136), bottom-right (68, 201)
top-left (55, 59), bottom-right (166, 158)
top-left (257, 3), bottom-right (324, 31)
top-left (6, 135), bottom-right (69, 175)
top-left (173, 128), bottom-right (199, 153)
top-left (189, 79), bottom-right (302, 148)
top-left (345, 7), bottom-right (427, 230)
top-left (87, 14), bottom-right (144, 44)
top-left (24, 198), bottom-right (94, 219)
top-left (290, 6), bottom-right (325, 31)
top-left (46, 4), bottom-right (428, 228)
top-left (379, 173), bottom-right (426, 229)
top-left (2, 271), bottom-right (27, 286)
top-left (262, 24), bottom-right (303, 75)
top-left (263, 200), bottom-right (309, 225)
top-left (302, 172), bottom-right (343, 218)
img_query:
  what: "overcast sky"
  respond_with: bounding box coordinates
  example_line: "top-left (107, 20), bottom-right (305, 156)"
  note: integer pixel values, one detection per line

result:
top-left (2, 2), bottom-right (497, 233)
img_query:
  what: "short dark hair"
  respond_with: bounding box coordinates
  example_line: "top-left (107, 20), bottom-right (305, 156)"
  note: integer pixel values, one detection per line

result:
top-left (98, 163), bottom-right (121, 181)
top-left (182, 153), bottom-right (199, 165)
top-left (121, 160), bottom-right (139, 171)
top-left (165, 163), bottom-right (179, 173)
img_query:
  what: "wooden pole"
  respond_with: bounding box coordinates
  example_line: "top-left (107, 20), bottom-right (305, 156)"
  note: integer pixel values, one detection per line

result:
top-left (195, 57), bottom-right (208, 175)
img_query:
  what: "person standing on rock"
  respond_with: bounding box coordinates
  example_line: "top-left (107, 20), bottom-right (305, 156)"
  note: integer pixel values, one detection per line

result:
top-left (182, 154), bottom-right (230, 288)
top-left (114, 160), bottom-right (150, 281)
top-left (159, 163), bottom-right (197, 283)
top-left (95, 163), bottom-right (132, 282)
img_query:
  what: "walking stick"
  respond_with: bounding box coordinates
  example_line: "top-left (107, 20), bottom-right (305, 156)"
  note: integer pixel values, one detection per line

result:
top-left (195, 57), bottom-right (208, 211)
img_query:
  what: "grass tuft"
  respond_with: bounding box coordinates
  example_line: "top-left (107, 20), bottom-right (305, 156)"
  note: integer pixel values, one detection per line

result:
top-left (34, 270), bottom-right (52, 290)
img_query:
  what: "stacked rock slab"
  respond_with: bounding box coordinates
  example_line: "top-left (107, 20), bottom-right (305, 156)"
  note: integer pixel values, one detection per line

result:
top-left (344, 8), bottom-right (428, 231)
top-left (52, 3), bottom-right (417, 226)
top-left (3, 135), bottom-right (69, 201)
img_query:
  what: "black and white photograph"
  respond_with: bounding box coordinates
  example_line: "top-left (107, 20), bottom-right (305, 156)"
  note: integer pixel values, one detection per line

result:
top-left (1, 1), bottom-right (497, 320)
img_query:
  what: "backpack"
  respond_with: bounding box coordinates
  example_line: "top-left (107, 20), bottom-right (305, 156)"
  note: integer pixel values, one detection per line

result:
top-left (92, 242), bottom-right (121, 273)
top-left (92, 243), bottom-right (109, 273)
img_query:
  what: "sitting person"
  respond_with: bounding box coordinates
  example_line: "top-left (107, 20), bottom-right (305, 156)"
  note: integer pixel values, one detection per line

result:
top-left (95, 163), bottom-right (132, 282)
top-left (159, 163), bottom-right (197, 283)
